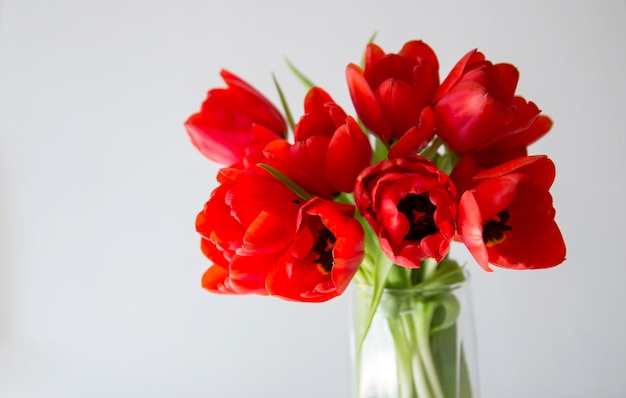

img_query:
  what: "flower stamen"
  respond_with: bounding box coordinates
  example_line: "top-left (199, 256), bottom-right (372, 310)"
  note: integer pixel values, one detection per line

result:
top-left (312, 228), bottom-right (337, 274)
top-left (397, 193), bottom-right (439, 241)
top-left (482, 209), bottom-right (512, 246)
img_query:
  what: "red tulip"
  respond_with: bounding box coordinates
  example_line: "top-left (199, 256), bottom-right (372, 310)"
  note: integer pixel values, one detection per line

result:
top-left (185, 70), bottom-right (287, 166)
top-left (196, 166), bottom-right (301, 295)
top-left (457, 155), bottom-right (566, 271)
top-left (264, 87), bottom-right (372, 197)
top-left (354, 156), bottom-right (457, 267)
top-left (432, 49), bottom-right (542, 154)
top-left (346, 41), bottom-right (439, 153)
top-left (266, 198), bottom-right (365, 302)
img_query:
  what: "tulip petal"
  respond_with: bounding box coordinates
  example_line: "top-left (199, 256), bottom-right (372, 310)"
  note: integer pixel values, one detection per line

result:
top-left (458, 191), bottom-right (492, 271)
top-left (434, 49), bottom-right (484, 102)
top-left (346, 63), bottom-right (390, 140)
top-left (400, 40), bottom-right (439, 73)
top-left (202, 264), bottom-right (238, 294)
top-left (492, 63), bottom-right (519, 103)
top-left (326, 117), bottom-right (372, 193)
top-left (220, 69), bottom-right (287, 134)
top-left (389, 107), bottom-right (435, 158)
top-left (433, 81), bottom-right (499, 153)
top-left (364, 43), bottom-right (386, 71)
top-left (228, 253), bottom-right (280, 294)
top-left (375, 78), bottom-right (422, 140)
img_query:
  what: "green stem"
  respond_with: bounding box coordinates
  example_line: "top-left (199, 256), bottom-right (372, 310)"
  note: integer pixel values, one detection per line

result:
top-left (389, 317), bottom-right (417, 398)
top-left (389, 297), bottom-right (447, 398)
top-left (388, 263), bottom-right (412, 289)
top-left (414, 301), bottom-right (445, 398)
top-left (420, 137), bottom-right (444, 161)
top-left (373, 135), bottom-right (390, 163)
top-left (401, 314), bottom-right (432, 398)
top-left (420, 259), bottom-right (438, 283)
top-left (354, 258), bottom-right (470, 398)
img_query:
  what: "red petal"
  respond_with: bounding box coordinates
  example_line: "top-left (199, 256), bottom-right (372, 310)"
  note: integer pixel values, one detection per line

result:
top-left (458, 191), bottom-right (492, 271)
top-left (220, 69), bottom-right (287, 135)
top-left (492, 63), bottom-right (519, 103)
top-left (184, 113), bottom-right (248, 166)
top-left (364, 43), bottom-right (386, 72)
top-left (294, 110), bottom-right (337, 141)
top-left (228, 253), bottom-right (279, 294)
top-left (433, 81), bottom-right (499, 153)
top-left (303, 87), bottom-right (336, 114)
top-left (326, 117), bottom-right (372, 193)
top-left (473, 155), bottom-right (555, 191)
top-left (434, 49), bottom-right (484, 101)
top-left (346, 63), bottom-right (390, 141)
top-left (399, 40), bottom-right (439, 72)
top-left (492, 115), bottom-right (553, 151)
top-left (240, 210), bottom-right (296, 255)
top-left (202, 264), bottom-right (237, 294)
top-left (389, 107), bottom-right (435, 158)
top-left (375, 79), bottom-right (422, 140)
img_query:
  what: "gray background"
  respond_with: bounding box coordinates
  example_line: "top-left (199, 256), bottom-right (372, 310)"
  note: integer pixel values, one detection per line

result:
top-left (1, 1), bottom-right (625, 397)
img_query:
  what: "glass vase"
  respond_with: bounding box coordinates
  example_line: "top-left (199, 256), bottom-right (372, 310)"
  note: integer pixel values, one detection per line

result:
top-left (352, 274), bottom-right (479, 398)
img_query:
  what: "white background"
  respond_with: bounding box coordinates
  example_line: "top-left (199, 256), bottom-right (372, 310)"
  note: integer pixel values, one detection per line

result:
top-left (1, 1), bottom-right (625, 397)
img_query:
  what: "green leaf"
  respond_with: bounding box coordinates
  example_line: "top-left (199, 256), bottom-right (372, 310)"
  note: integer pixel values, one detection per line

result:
top-left (420, 136), bottom-right (444, 161)
top-left (419, 258), bottom-right (439, 283)
top-left (435, 148), bottom-right (460, 175)
top-left (335, 192), bottom-right (355, 206)
top-left (386, 261), bottom-right (411, 289)
top-left (271, 73), bottom-right (295, 132)
top-left (459, 345), bottom-right (474, 398)
top-left (356, 249), bottom-right (394, 352)
top-left (257, 163), bottom-right (312, 201)
top-left (367, 31), bottom-right (378, 44)
top-left (418, 257), bottom-right (467, 291)
top-left (284, 58), bottom-right (315, 90)
top-left (372, 135), bottom-right (389, 163)
top-left (430, 293), bottom-right (461, 334)
top-left (430, 320), bottom-right (459, 398)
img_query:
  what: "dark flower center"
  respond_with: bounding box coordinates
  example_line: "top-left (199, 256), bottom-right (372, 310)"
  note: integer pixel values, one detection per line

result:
top-left (397, 193), bottom-right (439, 241)
top-left (312, 228), bottom-right (337, 274)
top-left (482, 209), bottom-right (512, 246)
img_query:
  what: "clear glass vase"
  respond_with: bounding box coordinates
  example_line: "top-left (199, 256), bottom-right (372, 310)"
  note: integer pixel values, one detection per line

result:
top-left (352, 274), bottom-right (479, 398)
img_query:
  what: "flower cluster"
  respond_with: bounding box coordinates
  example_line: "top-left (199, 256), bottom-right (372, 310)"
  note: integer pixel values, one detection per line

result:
top-left (186, 40), bottom-right (566, 302)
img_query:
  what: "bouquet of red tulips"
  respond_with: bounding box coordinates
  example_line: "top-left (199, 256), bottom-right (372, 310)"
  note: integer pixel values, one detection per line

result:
top-left (185, 38), bottom-right (566, 397)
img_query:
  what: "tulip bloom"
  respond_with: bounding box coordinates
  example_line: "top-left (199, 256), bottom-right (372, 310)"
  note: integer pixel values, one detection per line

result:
top-left (197, 167), bottom-right (301, 295)
top-left (457, 155), bottom-right (566, 271)
top-left (346, 41), bottom-right (439, 154)
top-left (432, 49), bottom-right (542, 154)
top-left (185, 70), bottom-right (287, 166)
top-left (355, 156), bottom-right (457, 267)
top-left (264, 87), bottom-right (372, 197)
top-left (267, 198), bottom-right (365, 302)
